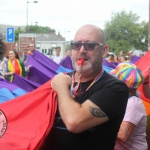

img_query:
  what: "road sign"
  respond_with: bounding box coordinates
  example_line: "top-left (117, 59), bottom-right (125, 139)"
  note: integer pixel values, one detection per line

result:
top-left (19, 34), bottom-right (36, 51)
top-left (6, 28), bottom-right (15, 43)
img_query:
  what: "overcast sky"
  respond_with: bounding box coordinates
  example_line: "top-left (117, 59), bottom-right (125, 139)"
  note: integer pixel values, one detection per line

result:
top-left (0, 0), bottom-right (149, 40)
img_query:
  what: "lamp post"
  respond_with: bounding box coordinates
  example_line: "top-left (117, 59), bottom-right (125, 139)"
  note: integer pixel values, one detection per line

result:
top-left (26, 0), bottom-right (38, 33)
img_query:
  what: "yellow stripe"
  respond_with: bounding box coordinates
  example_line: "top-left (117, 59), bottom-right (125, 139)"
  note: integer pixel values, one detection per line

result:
top-left (16, 59), bottom-right (22, 76)
top-left (8, 60), bottom-right (14, 72)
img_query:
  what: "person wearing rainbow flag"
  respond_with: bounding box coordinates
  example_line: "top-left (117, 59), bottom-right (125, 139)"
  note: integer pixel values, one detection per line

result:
top-left (4, 50), bottom-right (26, 82)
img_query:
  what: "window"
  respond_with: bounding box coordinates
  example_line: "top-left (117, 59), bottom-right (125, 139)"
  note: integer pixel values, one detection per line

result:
top-left (51, 44), bottom-right (56, 48)
top-left (36, 44), bottom-right (41, 49)
top-left (45, 49), bottom-right (47, 54)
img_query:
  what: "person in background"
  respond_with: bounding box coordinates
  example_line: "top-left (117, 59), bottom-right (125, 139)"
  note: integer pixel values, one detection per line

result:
top-left (120, 50), bottom-right (126, 57)
top-left (111, 62), bottom-right (148, 150)
top-left (23, 51), bottom-right (28, 65)
top-left (23, 43), bottom-right (36, 65)
top-left (128, 50), bottom-right (140, 64)
top-left (28, 43), bottom-right (36, 53)
top-left (128, 50), bottom-right (133, 59)
top-left (119, 50), bottom-right (126, 62)
top-left (0, 39), bottom-right (7, 77)
top-left (0, 39), bottom-right (6, 61)
top-left (51, 46), bottom-right (63, 64)
top-left (40, 24), bottom-right (129, 150)
top-left (65, 50), bottom-right (71, 57)
top-left (0, 56), bottom-right (8, 75)
top-left (120, 56), bottom-right (129, 63)
top-left (4, 50), bottom-right (26, 82)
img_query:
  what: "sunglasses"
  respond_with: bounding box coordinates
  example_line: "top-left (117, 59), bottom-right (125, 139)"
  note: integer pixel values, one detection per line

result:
top-left (70, 42), bottom-right (104, 51)
top-left (29, 46), bottom-right (34, 47)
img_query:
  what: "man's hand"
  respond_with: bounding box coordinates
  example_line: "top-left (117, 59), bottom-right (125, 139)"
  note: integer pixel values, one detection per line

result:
top-left (51, 73), bottom-right (71, 93)
top-left (10, 72), bottom-right (14, 75)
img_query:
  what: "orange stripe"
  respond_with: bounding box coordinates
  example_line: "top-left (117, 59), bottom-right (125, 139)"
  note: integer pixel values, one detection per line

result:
top-left (142, 99), bottom-right (150, 115)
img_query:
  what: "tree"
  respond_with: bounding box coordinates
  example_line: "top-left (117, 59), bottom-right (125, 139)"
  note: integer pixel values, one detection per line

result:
top-left (15, 27), bottom-right (25, 42)
top-left (15, 26), bottom-right (55, 41)
top-left (28, 25), bottom-right (51, 33)
top-left (57, 31), bottom-right (62, 37)
top-left (104, 10), bottom-right (148, 54)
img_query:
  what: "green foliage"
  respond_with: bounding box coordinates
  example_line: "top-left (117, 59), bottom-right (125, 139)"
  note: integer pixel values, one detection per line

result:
top-left (15, 27), bottom-right (25, 42)
top-left (28, 25), bottom-right (51, 33)
top-left (57, 31), bottom-right (62, 37)
top-left (15, 25), bottom-right (54, 41)
top-left (104, 10), bottom-right (148, 55)
top-left (65, 44), bottom-right (71, 50)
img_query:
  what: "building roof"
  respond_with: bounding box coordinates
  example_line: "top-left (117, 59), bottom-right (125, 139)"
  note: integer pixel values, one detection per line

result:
top-left (0, 24), bottom-right (65, 41)
top-left (36, 30), bottom-right (65, 41)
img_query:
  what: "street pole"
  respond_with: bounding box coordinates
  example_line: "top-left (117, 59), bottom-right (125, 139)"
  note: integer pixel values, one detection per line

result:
top-left (26, 1), bottom-right (29, 33)
top-left (26, 1), bottom-right (38, 33)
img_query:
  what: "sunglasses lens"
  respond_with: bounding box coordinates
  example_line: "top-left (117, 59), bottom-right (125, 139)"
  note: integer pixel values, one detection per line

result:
top-left (71, 42), bottom-right (98, 50)
top-left (85, 43), bottom-right (95, 50)
top-left (71, 43), bottom-right (82, 50)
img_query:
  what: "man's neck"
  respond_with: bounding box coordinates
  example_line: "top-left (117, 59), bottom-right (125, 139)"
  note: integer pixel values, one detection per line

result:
top-left (74, 67), bottom-right (102, 82)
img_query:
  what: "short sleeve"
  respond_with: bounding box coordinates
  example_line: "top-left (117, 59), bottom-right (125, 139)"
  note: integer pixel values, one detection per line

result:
top-left (89, 86), bottom-right (128, 119)
top-left (123, 96), bottom-right (145, 126)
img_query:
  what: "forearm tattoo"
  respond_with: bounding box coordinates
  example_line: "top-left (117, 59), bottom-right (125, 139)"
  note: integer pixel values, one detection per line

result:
top-left (89, 106), bottom-right (106, 118)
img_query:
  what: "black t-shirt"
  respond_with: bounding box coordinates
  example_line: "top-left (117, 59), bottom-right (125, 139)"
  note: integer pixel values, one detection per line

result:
top-left (40, 71), bottom-right (129, 150)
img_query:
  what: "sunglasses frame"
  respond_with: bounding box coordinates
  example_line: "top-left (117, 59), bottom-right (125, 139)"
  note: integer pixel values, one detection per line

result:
top-left (70, 42), bottom-right (104, 51)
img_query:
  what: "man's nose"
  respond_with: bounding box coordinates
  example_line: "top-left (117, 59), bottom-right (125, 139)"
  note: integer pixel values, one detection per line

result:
top-left (79, 45), bottom-right (86, 53)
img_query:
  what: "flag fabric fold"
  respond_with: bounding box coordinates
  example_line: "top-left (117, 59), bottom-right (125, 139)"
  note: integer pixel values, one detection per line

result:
top-left (26, 50), bottom-right (73, 84)
top-left (136, 51), bottom-right (150, 78)
top-left (27, 66), bottom-right (51, 85)
top-left (102, 58), bottom-right (119, 69)
top-left (59, 56), bottom-right (74, 70)
top-left (0, 80), bottom-right (57, 150)
top-left (27, 50), bottom-right (73, 74)
top-left (12, 74), bottom-right (41, 92)
top-left (130, 55), bottom-right (140, 64)
top-left (0, 78), bottom-right (27, 103)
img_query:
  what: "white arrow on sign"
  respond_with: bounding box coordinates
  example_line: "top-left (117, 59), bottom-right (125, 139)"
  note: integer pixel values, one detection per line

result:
top-left (9, 39), bottom-right (12, 41)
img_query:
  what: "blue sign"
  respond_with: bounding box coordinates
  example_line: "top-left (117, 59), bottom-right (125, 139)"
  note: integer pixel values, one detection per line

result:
top-left (6, 28), bottom-right (15, 43)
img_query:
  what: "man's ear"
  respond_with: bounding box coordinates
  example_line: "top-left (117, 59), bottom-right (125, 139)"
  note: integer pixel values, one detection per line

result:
top-left (102, 45), bottom-right (109, 58)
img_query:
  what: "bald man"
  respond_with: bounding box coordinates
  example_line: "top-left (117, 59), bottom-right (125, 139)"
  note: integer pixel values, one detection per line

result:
top-left (41, 24), bottom-right (128, 150)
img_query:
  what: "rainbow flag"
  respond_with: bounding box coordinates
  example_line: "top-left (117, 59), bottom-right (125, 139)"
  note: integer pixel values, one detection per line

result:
top-left (0, 80), bottom-right (57, 150)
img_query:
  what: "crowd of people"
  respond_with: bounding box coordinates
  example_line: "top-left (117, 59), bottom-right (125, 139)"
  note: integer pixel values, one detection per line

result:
top-left (0, 23), bottom-right (150, 150)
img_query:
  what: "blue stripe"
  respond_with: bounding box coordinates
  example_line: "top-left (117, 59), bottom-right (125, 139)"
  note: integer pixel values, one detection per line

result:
top-left (103, 65), bottom-right (113, 73)
top-left (56, 66), bottom-right (73, 74)
top-left (12, 88), bottom-right (27, 97)
top-left (0, 88), bottom-right (15, 103)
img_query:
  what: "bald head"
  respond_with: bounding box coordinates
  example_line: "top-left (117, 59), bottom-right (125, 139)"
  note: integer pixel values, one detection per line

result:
top-left (74, 24), bottom-right (106, 44)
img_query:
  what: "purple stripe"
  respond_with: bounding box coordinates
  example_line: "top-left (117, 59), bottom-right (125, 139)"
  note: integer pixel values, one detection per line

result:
top-left (12, 74), bottom-right (40, 92)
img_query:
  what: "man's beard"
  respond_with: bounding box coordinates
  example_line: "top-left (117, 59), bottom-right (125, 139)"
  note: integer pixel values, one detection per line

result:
top-left (73, 62), bottom-right (93, 73)
top-left (72, 54), bottom-right (102, 73)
